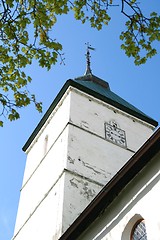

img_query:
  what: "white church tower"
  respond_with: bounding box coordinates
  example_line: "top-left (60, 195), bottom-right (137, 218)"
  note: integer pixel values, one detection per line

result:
top-left (12, 50), bottom-right (157, 240)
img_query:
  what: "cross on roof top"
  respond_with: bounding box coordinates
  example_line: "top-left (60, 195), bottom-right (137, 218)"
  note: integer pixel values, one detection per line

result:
top-left (84, 43), bottom-right (95, 75)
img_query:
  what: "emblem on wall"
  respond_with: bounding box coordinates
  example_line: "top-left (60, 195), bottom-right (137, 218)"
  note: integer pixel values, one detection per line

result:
top-left (105, 120), bottom-right (127, 148)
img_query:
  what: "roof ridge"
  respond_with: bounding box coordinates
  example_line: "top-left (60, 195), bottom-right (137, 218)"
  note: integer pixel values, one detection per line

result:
top-left (75, 74), bottom-right (110, 89)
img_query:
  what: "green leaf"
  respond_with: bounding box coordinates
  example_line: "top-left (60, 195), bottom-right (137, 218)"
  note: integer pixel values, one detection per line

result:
top-left (0, 0), bottom-right (159, 125)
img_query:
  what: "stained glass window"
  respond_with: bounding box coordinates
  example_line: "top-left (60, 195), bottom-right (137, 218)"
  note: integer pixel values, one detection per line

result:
top-left (131, 220), bottom-right (147, 240)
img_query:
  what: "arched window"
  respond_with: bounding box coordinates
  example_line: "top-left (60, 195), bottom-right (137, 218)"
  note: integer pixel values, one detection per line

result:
top-left (131, 220), bottom-right (147, 240)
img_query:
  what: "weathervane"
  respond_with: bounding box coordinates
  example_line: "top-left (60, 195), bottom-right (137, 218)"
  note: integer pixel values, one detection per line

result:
top-left (84, 42), bottom-right (95, 75)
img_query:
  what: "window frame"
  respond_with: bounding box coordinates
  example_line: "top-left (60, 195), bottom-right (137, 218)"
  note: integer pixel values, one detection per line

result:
top-left (130, 219), bottom-right (147, 240)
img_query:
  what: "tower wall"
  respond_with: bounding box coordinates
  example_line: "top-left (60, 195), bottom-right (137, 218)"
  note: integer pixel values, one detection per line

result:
top-left (13, 91), bottom-right (71, 239)
top-left (13, 86), bottom-right (155, 240)
top-left (22, 90), bottom-right (71, 185)
top-left (69, 88), bottom-right (154, 153)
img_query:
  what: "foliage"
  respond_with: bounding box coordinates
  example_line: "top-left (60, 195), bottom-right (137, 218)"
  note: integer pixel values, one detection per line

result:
top-left (70, 0), bottom-right (160, 64)
top-left (0, 0), bottom-right (159, 126)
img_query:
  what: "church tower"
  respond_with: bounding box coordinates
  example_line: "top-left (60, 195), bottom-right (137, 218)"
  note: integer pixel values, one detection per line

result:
top-left (12, 51), bottom-right (157, 240)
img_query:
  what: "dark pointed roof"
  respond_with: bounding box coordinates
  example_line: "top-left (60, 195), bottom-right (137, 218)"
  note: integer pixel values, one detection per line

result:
top-left (23, 74), bottom-right (158, 151)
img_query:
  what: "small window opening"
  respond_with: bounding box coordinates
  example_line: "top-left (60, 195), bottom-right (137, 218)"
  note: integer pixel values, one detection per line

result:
top-left (131, 220), bottom-right (147, 240)
top-left (44, 135), bottom-right (48, 156)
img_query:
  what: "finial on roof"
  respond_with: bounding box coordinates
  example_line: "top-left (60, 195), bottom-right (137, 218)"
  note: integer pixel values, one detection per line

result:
top-left (84, 42), bottom-right (95, 76)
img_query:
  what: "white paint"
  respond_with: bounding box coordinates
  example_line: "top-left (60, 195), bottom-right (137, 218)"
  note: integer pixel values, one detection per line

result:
top-left (12, 84), bottom-right (155, 240)
top-left (67, 124), bottom-right (132, 185)
top-left (78, 152), bottom-right (160, 240)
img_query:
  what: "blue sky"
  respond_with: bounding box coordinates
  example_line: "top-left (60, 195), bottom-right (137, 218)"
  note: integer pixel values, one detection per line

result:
top-left (1, 1), bottom-right (160, 239)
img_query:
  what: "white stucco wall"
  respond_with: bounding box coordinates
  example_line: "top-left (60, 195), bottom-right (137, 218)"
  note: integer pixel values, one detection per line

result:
top-left (13, 173), bottom-right (65, 240)
top-left (78, 152), bottom-right (160, 240)
top-left (67, 124), bottom-right (132, 185)
top-left (69, 88), bottom-right (154, 153)
top-left (13, 89), bottom-right (71, 239)
top-left (62, 171), bottom-right (103, 233)
top-left (13, 126), bottom-right (69, 237)
top-left (13, 85), bottom-right (156, 240)
top-left (22, 90), bottom-right (71, 185)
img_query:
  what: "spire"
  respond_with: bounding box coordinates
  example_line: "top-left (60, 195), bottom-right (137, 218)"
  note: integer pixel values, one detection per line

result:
top-left (84, 43), bottom-right (95, 76)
